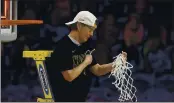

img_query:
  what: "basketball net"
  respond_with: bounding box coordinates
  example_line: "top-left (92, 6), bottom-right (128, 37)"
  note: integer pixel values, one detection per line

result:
top-left (109, 53), bottom-right (137, 102)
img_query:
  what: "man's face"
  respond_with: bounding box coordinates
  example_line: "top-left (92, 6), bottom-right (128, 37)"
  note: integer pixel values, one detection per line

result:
top-left (78, 23), bottom-right (97, 43)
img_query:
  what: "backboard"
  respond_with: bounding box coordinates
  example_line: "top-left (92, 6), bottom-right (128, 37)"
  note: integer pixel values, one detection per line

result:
top-left (0, 0), bottom-right (17, 42)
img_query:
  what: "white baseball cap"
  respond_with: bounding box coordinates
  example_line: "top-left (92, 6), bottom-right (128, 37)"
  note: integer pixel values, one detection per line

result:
top-left (65, 11), bottom-right (97, 27)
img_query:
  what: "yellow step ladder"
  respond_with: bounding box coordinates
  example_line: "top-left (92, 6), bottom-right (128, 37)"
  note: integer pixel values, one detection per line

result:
top-left (23, 51), bottom-right (54, 102)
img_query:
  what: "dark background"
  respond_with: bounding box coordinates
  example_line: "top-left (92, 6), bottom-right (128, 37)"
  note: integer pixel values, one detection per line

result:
top-left (1, 0), bottom-right (5, 16)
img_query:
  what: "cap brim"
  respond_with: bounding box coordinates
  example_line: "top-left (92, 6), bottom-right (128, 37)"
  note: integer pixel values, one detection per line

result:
top-left (65, 21), bottom-right (76, 26)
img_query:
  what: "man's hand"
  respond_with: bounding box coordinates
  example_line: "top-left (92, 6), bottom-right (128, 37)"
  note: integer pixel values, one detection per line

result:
top-left (84, 55), bottom-right (93, 65)
top-left (121, 51), bottom-right (127, 64)
top-left (90, 51), bottom-right (127, 76)
top-left (61, 54), bottom-right (93, 82)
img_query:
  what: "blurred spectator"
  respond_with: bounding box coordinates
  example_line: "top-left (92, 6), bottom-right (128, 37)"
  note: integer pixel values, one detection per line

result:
top-left (95, 12), bottom-right (119, 64)
top-left (21, 8), bottom-right (37, 20)
top-left (10, 38), bottom-right (27, 85)
top-left (135, 0), bottom-right (155, 34)
top-left (143, 24), bottom-right (171, 73)
top-left (93, 12), bottom-right (119, 88)
top-left (135, 0), bottom-right (147, 14)
top-left (135, 0), bottom-right (150, 19)
top-left (124, 13), bottom-right (144, 47)
top-left (122, 13), bottom-right (144, 72)
top-left (39, 8), bottom-right (70, 50)
top-left (10, 7), bottom-right (39, 85)
top-left (55, 0), bottom-right (71, 16)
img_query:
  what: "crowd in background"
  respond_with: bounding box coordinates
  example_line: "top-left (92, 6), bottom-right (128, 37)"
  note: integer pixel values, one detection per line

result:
top-left (1, 0), bottom-right (174, 102)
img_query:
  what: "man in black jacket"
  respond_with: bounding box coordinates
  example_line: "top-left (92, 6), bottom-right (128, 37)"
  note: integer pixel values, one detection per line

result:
top-left (46, 11), bottom-right (127, 102)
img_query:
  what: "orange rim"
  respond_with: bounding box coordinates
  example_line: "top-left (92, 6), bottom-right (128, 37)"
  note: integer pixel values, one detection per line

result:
top-left (1, 20), bottom-right (43, 26)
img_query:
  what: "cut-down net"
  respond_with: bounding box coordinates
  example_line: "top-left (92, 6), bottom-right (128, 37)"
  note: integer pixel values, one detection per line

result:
top-left (109, 54), bottom-right (137, 102)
